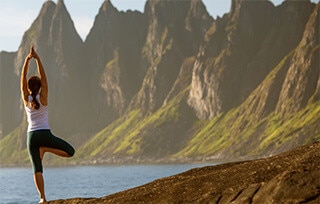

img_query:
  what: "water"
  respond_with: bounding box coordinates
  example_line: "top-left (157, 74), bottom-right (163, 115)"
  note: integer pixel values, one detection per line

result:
top-left (0, 164), bottom-right (212, 204)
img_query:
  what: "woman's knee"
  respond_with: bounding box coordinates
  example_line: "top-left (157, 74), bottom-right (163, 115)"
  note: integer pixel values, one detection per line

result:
top-left (67, 145), bottom-right (75, 157)
top-left (28, 147), bottom-right (43, 173)
top-left (31, 155), bottom-right (43, 173)
top-left (50, 134), bottom-right (75, 157)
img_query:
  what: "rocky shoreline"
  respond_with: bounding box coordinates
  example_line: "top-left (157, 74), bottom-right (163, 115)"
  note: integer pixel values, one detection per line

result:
top-left (49, 142), bottom-right (320, 204)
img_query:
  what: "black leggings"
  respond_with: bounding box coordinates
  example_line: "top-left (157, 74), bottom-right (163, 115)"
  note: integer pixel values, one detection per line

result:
top-left (27, 129), bottom-right (75, 173)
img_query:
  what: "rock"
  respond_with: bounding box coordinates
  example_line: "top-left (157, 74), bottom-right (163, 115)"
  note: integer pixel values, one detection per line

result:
top-left (49, 142), bottom-right (320, 203)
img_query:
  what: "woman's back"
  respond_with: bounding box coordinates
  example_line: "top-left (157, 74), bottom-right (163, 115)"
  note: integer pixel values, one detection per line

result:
top-left (25, 95), bottom-right (50, 132)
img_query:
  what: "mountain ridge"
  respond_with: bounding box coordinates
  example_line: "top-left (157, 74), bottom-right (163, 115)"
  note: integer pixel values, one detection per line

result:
top-left (0, 0), bottom-right (319, 166)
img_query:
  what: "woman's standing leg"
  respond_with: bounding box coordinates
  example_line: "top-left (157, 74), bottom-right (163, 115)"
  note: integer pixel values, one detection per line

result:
top-left (28, 131), bottom-right (48, 203)
top-left (34, 172), bottom-right (46, 203)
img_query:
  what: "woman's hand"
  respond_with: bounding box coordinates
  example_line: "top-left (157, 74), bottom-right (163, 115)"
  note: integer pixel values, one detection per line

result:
top-left (26, 47), bottom-right (33, 60)
top-left (26, 53), bottom-right (32, 60)
top-left (30, 46), bottom-right (39, 60)
top-left (25, 46), bottom-right (34, 61)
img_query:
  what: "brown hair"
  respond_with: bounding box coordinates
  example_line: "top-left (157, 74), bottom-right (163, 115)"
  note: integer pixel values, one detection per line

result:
top-left (27, 76), bottom-right (41, 110)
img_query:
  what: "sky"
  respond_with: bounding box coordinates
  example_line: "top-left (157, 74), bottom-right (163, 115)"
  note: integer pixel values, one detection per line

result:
top-left (0, 0), bottom-right (318, 52)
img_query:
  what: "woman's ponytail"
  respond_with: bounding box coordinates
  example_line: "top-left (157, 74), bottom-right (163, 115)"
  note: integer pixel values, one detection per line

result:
top-left (27, 76), bottom-right (41, 110)
top-left (31, 92), bottom-right (40, 110)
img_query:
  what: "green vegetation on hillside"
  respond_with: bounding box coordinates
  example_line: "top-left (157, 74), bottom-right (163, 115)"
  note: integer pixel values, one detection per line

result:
top-left (0, 127), bottom-right (29, 165)
top-left (173, 101), bottom-right (320, 159)
top-left (74, 90), bottom-right (187, 163)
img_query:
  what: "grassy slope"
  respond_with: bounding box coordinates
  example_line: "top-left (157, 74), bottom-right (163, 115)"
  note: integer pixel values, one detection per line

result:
top-left (173, 101), bottom-right (320, 159)
top-left (0, 127), bottom-right (29, 165)
top-left (173, 51), bottom-right (320, 159)
top-left (74, 89), bottom-right (187, 163)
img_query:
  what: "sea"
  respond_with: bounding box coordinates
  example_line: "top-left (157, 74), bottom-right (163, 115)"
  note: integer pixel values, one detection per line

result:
top-left (0, 163), bottom-right (213, 204)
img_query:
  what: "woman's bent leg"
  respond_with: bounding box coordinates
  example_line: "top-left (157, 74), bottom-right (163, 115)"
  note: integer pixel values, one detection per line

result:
top-left (40, 147), bottom-right (72, 159)
top-left (40, 130), bottom-right (75, 158)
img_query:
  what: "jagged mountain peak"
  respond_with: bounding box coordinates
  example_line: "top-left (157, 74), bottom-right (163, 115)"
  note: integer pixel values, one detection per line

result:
top-left (37, 0), bottom-right (72, 20)
top-left (14, 0), bottom-right (81, 67)
top-left (14, 0), bottom-right (56, 74)
top-left (229, 0), bottom-right (274, 22)
top-left (145, 0), bottom-right (206, 23)
top-left (39, 0), bottom-right (56, 14)
top-left (100, 0), bottom-right (118, 13)
top-left (49, 0), bottom-right (82, 44)
top-left (55, 0), bottom-right (69, 13)
top-left (57, 0), bottom-right (64, 4)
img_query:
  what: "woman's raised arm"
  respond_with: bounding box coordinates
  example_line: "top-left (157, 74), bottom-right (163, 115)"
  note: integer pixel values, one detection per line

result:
top-left (31, 47), bottom-right (48, 106)
top-left (21, 49), bottom-right (32, 106)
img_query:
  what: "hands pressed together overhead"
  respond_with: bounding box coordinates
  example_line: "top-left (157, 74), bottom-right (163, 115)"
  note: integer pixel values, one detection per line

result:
top-left (26, 46), bottom-right (39, 60)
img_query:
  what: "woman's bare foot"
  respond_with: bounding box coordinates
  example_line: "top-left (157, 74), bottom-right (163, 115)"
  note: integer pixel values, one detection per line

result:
top-left (39, 198), bottom-right (47, 204)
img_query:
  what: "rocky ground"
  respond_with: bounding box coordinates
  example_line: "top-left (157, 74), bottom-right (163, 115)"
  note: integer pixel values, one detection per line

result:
top-left (49, 142), bottom-right (320, 204)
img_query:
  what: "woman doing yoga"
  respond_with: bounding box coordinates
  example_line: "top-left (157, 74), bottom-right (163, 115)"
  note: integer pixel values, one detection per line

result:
top-left (21, 46), bottom-right (75, 203)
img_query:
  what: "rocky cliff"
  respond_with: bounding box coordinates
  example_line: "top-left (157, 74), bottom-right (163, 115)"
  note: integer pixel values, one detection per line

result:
top-left (84, 0), bottom-right (147, 128)
top-left (129, 0), bottom-right (212, 114)
top-left (0, 0), bottom-right (319, 165)
top-left (188, 0), bottom-right (315, 119)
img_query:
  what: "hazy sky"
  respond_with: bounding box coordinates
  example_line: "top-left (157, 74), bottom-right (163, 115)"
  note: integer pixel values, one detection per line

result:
top-left (0, 0), bottom-right (318, 52)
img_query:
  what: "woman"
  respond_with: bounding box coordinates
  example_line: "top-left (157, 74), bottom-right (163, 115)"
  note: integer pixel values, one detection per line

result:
top-left (21, 46), bottom-right (75, 203)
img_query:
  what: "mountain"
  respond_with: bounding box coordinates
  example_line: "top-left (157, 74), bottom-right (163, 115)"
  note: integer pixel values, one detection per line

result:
top-left (129, 0), bottom-right (212, 114)
top-left (0, 52), bottom-right (20, 139)
top-left (83, 0), bottom-right (148, 129)
top-left (188, 0), bottom-right (315, 119)
top-left (0, 0), bottom-right (319, 166)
